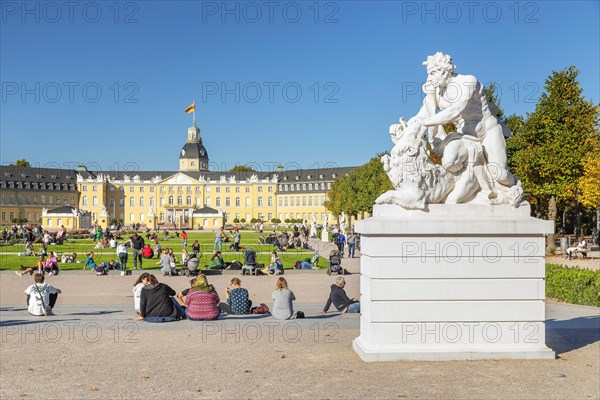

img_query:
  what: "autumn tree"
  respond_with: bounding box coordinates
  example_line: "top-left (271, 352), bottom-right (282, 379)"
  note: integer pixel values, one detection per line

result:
top-left (9, 159), bottom-right (30, 167)
top-left (324, 154), bottom-right (393, 224)
top-left (230, 165), bottom-right (256, 172)
top-left (507, 66), bottom-right (600, 251)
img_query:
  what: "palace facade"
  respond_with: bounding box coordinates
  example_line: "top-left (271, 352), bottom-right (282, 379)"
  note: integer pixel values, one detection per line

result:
top-left (1, 123), bottom-right (355, 230)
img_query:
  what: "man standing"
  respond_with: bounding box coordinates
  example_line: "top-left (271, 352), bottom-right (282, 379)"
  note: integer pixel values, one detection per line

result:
top-left (129, 232), bottom-right (145, 270)
top-left (214, 227), bottom-right (224, 252)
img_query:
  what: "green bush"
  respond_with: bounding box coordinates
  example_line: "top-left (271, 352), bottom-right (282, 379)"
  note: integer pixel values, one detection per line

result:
top-left (546, 263), bottom-right (600, 307)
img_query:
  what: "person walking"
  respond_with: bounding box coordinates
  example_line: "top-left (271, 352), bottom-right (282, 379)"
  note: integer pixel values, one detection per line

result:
top-left (346, 231), bottom-right (357, 258)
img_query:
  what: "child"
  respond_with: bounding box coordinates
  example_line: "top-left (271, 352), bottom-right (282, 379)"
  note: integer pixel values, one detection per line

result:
top-left (24, 273), bottom-right (61, 316)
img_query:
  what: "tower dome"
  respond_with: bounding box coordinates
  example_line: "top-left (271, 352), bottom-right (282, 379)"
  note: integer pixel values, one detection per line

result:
top-left (179, 124), bottom-right (209, 171)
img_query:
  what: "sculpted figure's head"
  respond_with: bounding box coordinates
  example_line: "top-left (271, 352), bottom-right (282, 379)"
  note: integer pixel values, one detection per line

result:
top-left (423, 52), bottom-right (455, 88)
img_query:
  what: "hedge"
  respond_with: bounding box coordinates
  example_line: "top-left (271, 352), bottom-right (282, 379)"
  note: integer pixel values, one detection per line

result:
top-left (546, 263), bottom-right (600, 307)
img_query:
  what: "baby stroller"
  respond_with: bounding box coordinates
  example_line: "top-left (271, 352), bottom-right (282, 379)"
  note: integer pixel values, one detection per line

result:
top-left (327, 250), bottom-right (345, 275)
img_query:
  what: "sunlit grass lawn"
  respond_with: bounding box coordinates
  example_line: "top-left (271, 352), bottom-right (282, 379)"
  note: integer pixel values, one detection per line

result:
top-left (0, 230), bottom-right (325, 270)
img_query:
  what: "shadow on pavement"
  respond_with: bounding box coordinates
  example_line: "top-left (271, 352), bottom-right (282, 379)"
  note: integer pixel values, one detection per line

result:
top-left (0, 319), bottom-right (75, 327)
top-left (546, 315), bottom-right (600, 356)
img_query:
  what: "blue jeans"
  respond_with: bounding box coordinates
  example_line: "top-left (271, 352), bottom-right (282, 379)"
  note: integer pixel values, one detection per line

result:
top-left (144, 298), bottom-right (185, 322)
top-left (118, 253), bottom-right (128, 270)
top-left (214, 238), bottom-right (222, 252)
top-left (348, 243), bottom-right (355, 258)
top-left (300, 261), bottom-right (314, 269)
top-left (347, 302), bottom-right (360, 313)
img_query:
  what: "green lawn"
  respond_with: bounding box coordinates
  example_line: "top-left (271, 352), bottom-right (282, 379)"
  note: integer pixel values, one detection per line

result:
top-left (0, 230), bottom-right (325, 270)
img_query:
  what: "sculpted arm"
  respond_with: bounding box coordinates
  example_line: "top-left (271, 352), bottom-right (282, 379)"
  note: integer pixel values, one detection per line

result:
top-left (421, 76), bottom-right (476, 127)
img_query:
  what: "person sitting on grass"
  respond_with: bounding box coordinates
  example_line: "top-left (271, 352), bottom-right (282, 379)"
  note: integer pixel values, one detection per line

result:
top-left (268, 251), bottom-right (284, 275)
top-left (16, 255), bottom-right (45, 276)
top-left (84, 252), bottom-right (97, 270)
top-left (184, 275), bottom-right (221, 321)
top-left (207, 251), bottom-right (227, 270)
top-left (320, 276), bottom-right (360, 314)
top-left (93, 262), bottom-right (108, 276)
top-left (141, 244), bottom-right (154, 259)
top-left (43, 252), bottom-right (59, 275)
top-left (101, 259), bottom-right (121, 271)
top-left (160, 248), bottom-right (178, 276)
top-left (24, 272), bottom-right (61, 316)
top-left (137, 274), bottom-right (185, 323)
top-left (185, 252), bottom-right (201, 275)
top-left (191, 240), bottom-right (200, 253)
top-left (181, 248), bottom-right (190, 266)
top-left (219, 277), bottom-right (252, 315)
top-left (37, 243), bottom-right (48, 257)
top-left (18, 243), bottom-right (36, 257)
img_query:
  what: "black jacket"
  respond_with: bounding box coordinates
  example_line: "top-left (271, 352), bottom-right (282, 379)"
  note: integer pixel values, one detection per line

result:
top-left (140, 283), bottom-right (176, 318)
top-left (323, 284), bottom-right (355, 312)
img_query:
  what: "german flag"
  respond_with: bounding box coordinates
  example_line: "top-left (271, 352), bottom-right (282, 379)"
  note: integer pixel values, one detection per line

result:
top-left (184, 103), bottom-right (195, 114)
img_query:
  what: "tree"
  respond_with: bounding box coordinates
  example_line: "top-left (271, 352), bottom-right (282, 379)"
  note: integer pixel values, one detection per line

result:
top-left (271, 218), bottom-right (281, 224)
top-left (507, 66), bottom-right (599, 250)
top-left (9, 159), bottom-right (30, 167)
top-left (324, 155), bottom-right (393, 219)
top-left (230, 165), bottom-right (256, 172)
top-left (579, 147), bottom-right (600, 209)
top-left (233, 218), bottom-right (240, 223)
top-left (240, 218), bottom-right (246, 223)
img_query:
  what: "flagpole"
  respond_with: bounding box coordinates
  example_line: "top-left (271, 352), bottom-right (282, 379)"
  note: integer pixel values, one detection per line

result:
top-left (192, 99), bottom-right (196, 126)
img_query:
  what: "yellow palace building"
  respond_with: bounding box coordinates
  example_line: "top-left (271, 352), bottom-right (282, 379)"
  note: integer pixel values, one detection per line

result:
top-left (1, 122), bottom-right (355, 230)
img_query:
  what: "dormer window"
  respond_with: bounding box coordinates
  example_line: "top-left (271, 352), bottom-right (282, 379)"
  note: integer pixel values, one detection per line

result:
top-left (319, 174), bottom-right (323, 179)
top-left (332, 174), bottom-right (337, 178)
top-left (307, 175), bottom-right (311, 179)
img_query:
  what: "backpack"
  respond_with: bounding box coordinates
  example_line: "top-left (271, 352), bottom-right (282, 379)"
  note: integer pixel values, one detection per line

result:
top-left (251, 303), bottom-right (270, 314)
top-left (228, 261), bottom-right (243, 270)
top-left (293, 260), bottom-right (302, 269)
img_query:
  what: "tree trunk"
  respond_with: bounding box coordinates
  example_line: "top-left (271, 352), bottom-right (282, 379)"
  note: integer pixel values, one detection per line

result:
top-left (546, 196), bottom-right (557, 255)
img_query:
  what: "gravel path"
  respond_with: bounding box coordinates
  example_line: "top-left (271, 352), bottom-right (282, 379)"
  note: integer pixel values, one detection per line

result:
top-left (1, 241), bottom-right (598, 399)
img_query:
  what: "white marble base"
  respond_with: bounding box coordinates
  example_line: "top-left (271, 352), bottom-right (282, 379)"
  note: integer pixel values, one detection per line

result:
top-left (321, 229), bottom-right (329, 242)
top-left (354, 203), bottom-right (555, 362)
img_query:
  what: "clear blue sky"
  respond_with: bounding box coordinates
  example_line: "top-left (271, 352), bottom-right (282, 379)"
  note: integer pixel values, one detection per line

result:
top-left (1, 1), bottom-right (598, 173)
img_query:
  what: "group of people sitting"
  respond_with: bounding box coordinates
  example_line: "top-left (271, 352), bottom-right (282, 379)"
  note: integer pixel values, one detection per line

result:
top-left (129, 273), bottom-right (359, 323)
top-left (16, 252), bottom-right (60, 276)
top-left (259, 229), bottom-right (315, 253)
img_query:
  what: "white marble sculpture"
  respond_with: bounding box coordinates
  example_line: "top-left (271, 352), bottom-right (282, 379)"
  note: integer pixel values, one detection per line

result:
top-left (340, 212), bottom-right (347, 233)
top-left (377, 52), bottom-right (523, 210)
top-left (310, 214), bottom-right (317, 238)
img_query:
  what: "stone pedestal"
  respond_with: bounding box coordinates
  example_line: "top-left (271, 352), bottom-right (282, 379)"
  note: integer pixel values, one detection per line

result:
top-left (353, 203), bottom-right (555, 361)
top-left (321, 229), bottom-right (329, 242)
